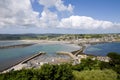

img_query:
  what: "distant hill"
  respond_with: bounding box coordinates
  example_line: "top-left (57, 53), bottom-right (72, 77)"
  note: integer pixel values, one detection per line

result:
top-left (0, 34), bottom-right (63, 40)
top-left (0, 33), bottom-right (119, 40)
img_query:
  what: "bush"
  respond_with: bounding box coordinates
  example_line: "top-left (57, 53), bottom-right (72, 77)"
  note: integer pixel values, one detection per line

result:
top-left (72, 58), bottom-right (101, 71)
top-left (39, 64), bottom-right (73, 80)
top-left (0, 64), bottom-right (73, 80)
top-left (73, 69), bottom-right (117, 80)
top-left (1, 52), bottom-right (120, 80)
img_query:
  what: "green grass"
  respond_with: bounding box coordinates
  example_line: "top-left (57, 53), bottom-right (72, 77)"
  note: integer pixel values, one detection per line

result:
top-left (73, 69), bottom-right (117, 80)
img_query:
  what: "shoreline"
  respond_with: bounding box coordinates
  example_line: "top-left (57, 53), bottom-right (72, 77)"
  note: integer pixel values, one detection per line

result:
top-left (0, 52), bottom-right (46, 73)
top-left (0, 40), bottom-right (120, 73)
top-left (0, 43), bottom-right (35, 49)
top-left (0, 39), bottom-right (119, 45)
top-left (0, 41), bottom-right (79, 73)
top-left (0, 40), bottom-right (71, 45)
top-left (1, 47), bottom-right (83, 73)
top-left (0, 40), bottom-right (80, 50)
top-left (0, 49), bottom-right (81, 73)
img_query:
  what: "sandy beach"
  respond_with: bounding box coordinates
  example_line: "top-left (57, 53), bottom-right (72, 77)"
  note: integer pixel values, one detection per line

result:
top-left (21, 40), bottom-right (70, 44)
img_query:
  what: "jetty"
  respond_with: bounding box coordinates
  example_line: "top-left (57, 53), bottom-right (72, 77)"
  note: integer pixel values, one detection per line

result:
top-left (0, 43), bottom-right (35, 49)
top-left (71, 45), bottom-right (86, 56)
top-left (1, 52), bottom-right (46, 73)
top-left (74, 46), bottom-right (86, 56)
top-left (57, 51), bottom-right (77, 59)
top-left (21, 52), bottom-right (46, 64)
top-left (57, 45), bottom-right (86, 60)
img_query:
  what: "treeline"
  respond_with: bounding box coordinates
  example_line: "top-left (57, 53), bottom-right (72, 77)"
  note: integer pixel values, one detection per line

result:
top-left (0, 33), bottom-right (119, 40)
top-left (0, 52), bottom-right (120, 80)
top-left (0, 34), bottom-right (63, 40)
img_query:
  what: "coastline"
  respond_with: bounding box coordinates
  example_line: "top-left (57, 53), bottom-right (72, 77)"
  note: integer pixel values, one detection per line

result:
top-left (1, 48), bottom-right (83, 73)
top-left (1, 40), bottom-right (73, 45)
top-left (1, 40), bottom-right (120, 73)
top-left (0, 43), bottom-right (35, 49)
top-left (0, 40), bottom-right (79, 73)
top-left (0, 52), bottom-right (45, 73)
top-left (1, 52), bottom-right (72, 73)
top-left (0, 39), bottom-right (119, 45)
top-left (0, 40), bottom-right (70, 49)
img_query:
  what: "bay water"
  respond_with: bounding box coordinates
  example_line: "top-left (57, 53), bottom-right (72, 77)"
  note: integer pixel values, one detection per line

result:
top-left (0, 41), bottom-right (80, 71)
top-left (84, 42), bottom-right (120, 56)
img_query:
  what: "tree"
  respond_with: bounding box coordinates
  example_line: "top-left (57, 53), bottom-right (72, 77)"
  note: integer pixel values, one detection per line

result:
top-left (107, 52), bottom-right (120, 65)
top-left (72, 58), bottom-right (101, 71)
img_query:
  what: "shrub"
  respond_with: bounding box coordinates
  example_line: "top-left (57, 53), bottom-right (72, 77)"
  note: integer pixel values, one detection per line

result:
top-left (73, 69), bottom-right (117, 80)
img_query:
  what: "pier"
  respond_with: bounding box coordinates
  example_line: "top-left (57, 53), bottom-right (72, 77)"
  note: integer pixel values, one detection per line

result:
top-left (74, 46), bottom-right (86, 56)
top-left (1, 52), bottom-right (46, 73)
top-left (57, 51), bottom-right (77, 59)
top-left (21, 52), bottom-right (46, 64)
top-left (0, 43), bottom-right (35, 49)
top-left (57, 51), bottom-right (80, 64)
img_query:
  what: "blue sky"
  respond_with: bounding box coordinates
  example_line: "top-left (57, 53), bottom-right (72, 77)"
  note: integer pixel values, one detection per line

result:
top-left (71, 0), bottom-right (120, 22)
top-left (32, 0), bottom-right (120, 22)
top-left (0, 0), bottom-right (120, 34)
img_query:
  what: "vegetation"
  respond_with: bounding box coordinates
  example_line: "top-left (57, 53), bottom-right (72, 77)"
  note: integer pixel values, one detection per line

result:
top-left (72, 58), bottom-right (101, 71)
top-left (107, 52), bottom-right (120, 78)
top-left (0, 33), bottom-right (119, 40)
top-left (0, 34), bottom-right (63, 40)
top-left (0, 64), bottom-right (73, 80)
top-left (0, 52), bottom-right (120, 80)
top-left (73, 69), bottom-right (117, 80)
top-left (72, 52), bottom-right (120, 80)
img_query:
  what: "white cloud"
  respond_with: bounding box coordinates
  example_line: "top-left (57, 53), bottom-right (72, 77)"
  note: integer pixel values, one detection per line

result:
top-left (38, 0), bottom-right (73, 12)
top-left (37, 9), bottom-right (59, 28)
top-left (0, 0), bottom-right (120, 33)
top-left (58, 16), bottom-right (120, 30)
top-left (0, 0), bottom-right (39, 28)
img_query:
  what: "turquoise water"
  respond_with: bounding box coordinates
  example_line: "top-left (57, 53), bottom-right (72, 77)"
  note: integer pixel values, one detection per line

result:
top-left (84, 42), bottom-right (120, 56)
top-left (0, 41), bottom-right (80, 71)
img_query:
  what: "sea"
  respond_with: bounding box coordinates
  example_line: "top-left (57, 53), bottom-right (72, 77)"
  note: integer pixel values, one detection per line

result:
top-left (0, 41), bottom-right (120, 71)
top-left (84, 42), bottom-right (120, 56)
top-left (0, 41), bottom-right (80, 71)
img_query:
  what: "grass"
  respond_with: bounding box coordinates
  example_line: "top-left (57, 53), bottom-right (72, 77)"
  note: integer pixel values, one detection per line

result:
top-left (73, 69), bottom-right (117, 80)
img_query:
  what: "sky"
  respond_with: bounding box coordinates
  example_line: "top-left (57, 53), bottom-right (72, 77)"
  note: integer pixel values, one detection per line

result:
top-left (0, 0), bottom-right (120, 34)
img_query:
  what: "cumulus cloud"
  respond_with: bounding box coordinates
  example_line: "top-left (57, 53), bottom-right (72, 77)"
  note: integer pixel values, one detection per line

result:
top-left (0, 0), bottom-right (120, 32)
top-left (37, 0), bottom-right (120, 30)
top-left (38, 0), bottom-right (73, 12)
top-left (37, 9), bottom-right (59, 28)
top-left (0, 0), bottom-right (73, 28)
top-left (0, 0), bottom-right (39, 28)
top-left (58, 16), bottom-right (120, 30)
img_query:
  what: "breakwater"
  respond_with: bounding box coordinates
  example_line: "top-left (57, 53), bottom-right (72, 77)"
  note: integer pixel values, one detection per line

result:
top-left (72, 46), bottom-right (85, 55)
top-left (21, 52), bottom-right (46, 63)
top-left (0, 43), bottom-right (35, 49)
top-left (0, 43), bottom-right (80, 72)
top-left (57, 51), bottom-right (76, 59)
top-left (0, 52), bottom-right (46, 73)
